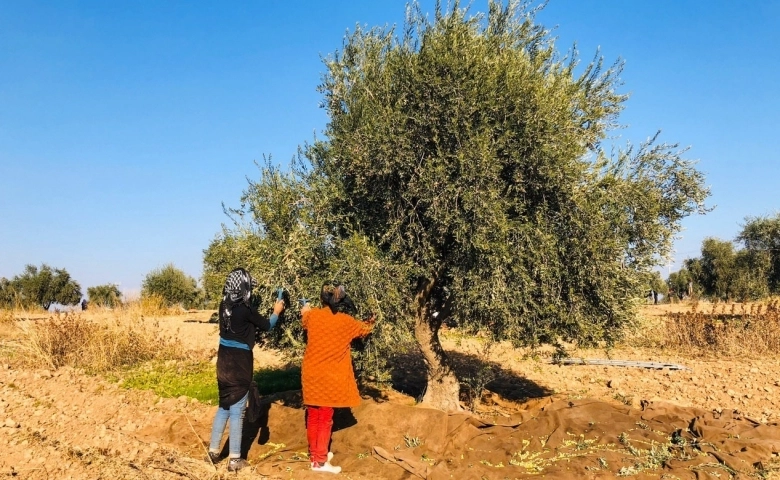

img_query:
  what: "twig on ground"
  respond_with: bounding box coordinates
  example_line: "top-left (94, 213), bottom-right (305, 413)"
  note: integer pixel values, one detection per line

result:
top-left (184, 410), bottom-right (218, 473)
top-left (149, 464), bottom-right (201, 479)
top-left (128, 462), bottom-right (151, 480)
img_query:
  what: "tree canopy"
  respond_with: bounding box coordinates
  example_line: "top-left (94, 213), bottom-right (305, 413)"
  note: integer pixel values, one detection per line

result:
top-left (671, 214), bottom-right (778, 302)
top-left (205, 1), bottom-right (708, 411)
top-left (87, 284), bottom-right (123, 308)
top-left (141, 264), bottom-right (202, 309)
top-left (737, 213), bottom-right (780, 293)
top-left (1, 264), bottom-right (82, 310)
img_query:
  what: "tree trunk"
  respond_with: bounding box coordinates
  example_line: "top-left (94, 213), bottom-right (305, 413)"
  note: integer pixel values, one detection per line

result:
top-left (413, 276), bottom-right (461, 412)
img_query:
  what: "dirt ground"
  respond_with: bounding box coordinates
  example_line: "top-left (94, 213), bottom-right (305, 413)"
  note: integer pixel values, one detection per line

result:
top-left (2, 305), bottom-right (780, 479)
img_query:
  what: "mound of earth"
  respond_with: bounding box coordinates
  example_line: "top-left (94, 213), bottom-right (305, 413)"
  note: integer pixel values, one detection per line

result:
top-left (141, 392), bottom-right (780, 479)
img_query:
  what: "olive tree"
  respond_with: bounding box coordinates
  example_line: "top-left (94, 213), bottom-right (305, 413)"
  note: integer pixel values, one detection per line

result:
top-left (9, 264), bottom-right (82, 310)
top-left (666, 268), bottom-right (692, 301)
top-left (0, 277), bottom-right (16, 308)
top-left (141, 264), bottom-right (202, 309)
top-left (685, 236), bottom-right (770, 302)
top-left (87, 284), bottom-right (123, 308)
top-left (207, 1), bottom-right (708, 411)
top-left (738, 213), bottom-right (780, 293)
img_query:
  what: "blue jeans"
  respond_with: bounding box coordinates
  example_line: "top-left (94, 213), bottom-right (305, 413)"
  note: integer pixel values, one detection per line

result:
top-left (208, 391), bottom-right (248, 458)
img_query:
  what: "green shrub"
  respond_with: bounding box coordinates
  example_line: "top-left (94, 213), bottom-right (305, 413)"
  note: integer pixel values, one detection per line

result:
top-left (87, 284), bottom-right (123, 308)
top-left (141, 264), bottom-right (203, 309)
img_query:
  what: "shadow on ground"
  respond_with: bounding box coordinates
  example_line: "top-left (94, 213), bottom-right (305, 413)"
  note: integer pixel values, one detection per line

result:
top-left (388, 349), bottom-right (552, 404)
top-left (247, 348), bottom-right (552, 408)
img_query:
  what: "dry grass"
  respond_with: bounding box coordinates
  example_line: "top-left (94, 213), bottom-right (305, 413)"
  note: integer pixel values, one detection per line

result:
top-left (657, 299), bottom-right (780, 356)
top-left (0, 308), bottom-right (14, 331)
top-left (1, 294), bottom-right (186, 370)
top-left (124, 293), bottom-right (180, 316)
top-left (15, 310), bottom-right (190, 372)
top-left (0, 311), bottom-right (18, 355)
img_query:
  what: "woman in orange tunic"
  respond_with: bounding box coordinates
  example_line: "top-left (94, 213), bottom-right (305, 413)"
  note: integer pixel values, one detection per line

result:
top-left (300, 283), bottom-right (374, 474)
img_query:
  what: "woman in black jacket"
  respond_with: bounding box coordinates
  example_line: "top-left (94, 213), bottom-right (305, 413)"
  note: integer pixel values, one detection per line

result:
top-left (207, 268), bottom-right (284, 472)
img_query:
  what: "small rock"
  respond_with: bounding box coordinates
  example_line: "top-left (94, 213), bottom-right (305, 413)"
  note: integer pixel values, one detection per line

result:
top-left (750, 367), bottom-right (760, 373)
top-left (4, 418), bottom-right (19, 428)
top-left (177, 395), bottom-right (189, 403)
top-left (764, 386), bottom-right (773, 393)
top-left (727, 389), bottom-right (736, 396)
top-left (607, 379), bottom-right (620, 389)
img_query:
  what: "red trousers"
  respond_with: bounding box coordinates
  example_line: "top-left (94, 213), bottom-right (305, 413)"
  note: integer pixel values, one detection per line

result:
top-left (305, 405), bottom-right (334, 464)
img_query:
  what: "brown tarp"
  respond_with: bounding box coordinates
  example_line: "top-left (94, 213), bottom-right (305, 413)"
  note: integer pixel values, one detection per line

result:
top-left (139, 395), bottom-right (780, 479)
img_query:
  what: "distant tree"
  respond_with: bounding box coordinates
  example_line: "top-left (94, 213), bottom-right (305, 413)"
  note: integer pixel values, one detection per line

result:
top-left (730, 249), bottom-right (770, 302)
top-left (686, 237), bottom-right (769, 302)
top-left (641, 271), bottom-right (667, 303)
top-left (666, 268), bottom-right (692, 301)
top-left (141, 264), bottom-right (202, 309)
top-left (737, 213), bottom-right (780, 293)
top-left (87, 284), bottom-right (123, 308)
top-left (648, 271), bottom-right (668, 295)
top-left (206, 1), bottom-right (709, 411)
top-left (10, 264), bottom-right (82, 310)
top-left (695, 238), bottom-right (737, 300)
top-left (0, 277), bottom-right (16, 308)
top-left (684, 258), bottom-right (703, 289)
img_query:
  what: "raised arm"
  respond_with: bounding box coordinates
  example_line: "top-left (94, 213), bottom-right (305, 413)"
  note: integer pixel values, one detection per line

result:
top-left (300, 302), bottom-right (312, 330)
top-left (248, 299), bottom-right (285, 332)
top-left (351, 314), bottom-right (375, 339)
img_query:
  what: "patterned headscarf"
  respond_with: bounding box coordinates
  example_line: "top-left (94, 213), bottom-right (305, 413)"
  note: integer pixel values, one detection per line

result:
top-left (221, 268), bottom-right (256, 330)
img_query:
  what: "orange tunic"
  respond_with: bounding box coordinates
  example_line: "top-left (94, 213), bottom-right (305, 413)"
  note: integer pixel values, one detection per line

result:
top-left (301, 307), bottom-right (373, 408)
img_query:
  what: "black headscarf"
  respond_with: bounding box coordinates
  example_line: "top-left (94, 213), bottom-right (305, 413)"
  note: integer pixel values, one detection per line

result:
top-left (320, 281), bottom-right (356, 315)
top-left (221, 268), bottom-right (256, 331)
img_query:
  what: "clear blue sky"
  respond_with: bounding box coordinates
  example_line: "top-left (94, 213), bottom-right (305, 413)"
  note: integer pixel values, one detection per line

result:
top-left (1, 1), bottom-right (778, 297)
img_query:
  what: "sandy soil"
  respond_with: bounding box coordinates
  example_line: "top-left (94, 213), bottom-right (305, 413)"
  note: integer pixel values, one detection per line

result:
top-left (1, 305), bottom-right (780, 479)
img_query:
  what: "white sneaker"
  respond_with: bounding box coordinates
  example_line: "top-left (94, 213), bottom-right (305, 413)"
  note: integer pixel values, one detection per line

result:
top-left (327, 452), bottom-right (334, 462)
top-left (311, 461), bottom-right (341, 474)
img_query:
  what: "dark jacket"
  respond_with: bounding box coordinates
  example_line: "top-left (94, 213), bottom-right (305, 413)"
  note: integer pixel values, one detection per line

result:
top-left (219, 302), bottom-right (273, 348)
top-left (216, 302), bottom-right (273, 409)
